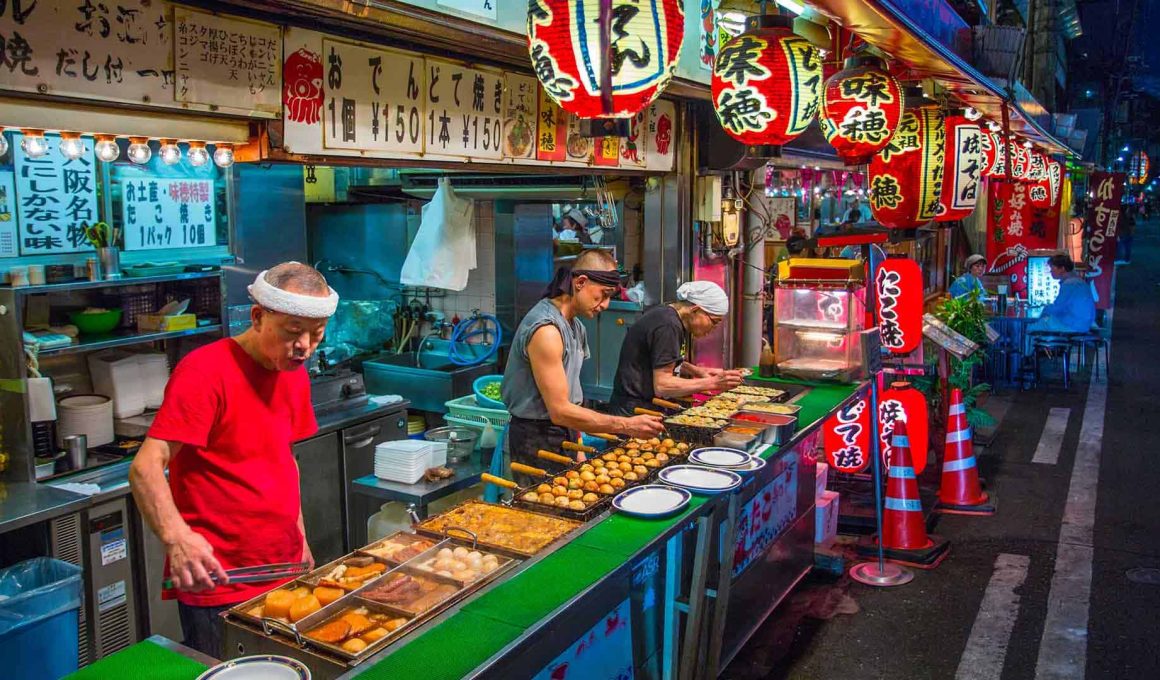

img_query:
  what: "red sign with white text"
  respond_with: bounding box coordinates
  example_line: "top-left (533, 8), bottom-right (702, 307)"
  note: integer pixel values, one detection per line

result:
top-left (1086, 172), bottom-right (1125, 309)
top-left (985, 179), bottom-right (1059, 297)
top-left (875, 258), bottom-right (923, 354)
top-left (824, 397), bottom-right (871, 474)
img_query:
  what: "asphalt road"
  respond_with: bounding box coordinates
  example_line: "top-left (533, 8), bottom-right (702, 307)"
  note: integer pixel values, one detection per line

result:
top-left (724, 219), bottom-right (1160, 680)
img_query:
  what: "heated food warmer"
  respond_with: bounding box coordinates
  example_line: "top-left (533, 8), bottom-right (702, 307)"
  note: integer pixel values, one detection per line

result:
top-left (772, 258), bottom-right (867, 382)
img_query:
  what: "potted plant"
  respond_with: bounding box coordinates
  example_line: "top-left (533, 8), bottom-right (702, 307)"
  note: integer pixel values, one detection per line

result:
top-left (916, 290), bottom-right (996, 430)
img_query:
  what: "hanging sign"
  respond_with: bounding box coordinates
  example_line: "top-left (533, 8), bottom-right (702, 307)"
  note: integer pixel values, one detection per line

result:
top-left (875, 258), bottom-right (923, 354)
top-left (535, 89), bottom-right (569, 162)
top-left (174, 7), bottom-right (281, 114)
top-left (503, 73), bottom-right (539, 161)
top-left (878, 382), bottom-right (929, 474)
top-left (13, 132), bottom-right (99, 255)
top-left (122, 178), bottom-right (215, 251)
top-left (1128, 151), bottom-right (1149, 185)
top-left (424, 58), bottom-right (506, 161)
top-left (817, 56), bottom-right (904, 165)
top-left (0, 169), bottom-right (17, 257)
top-left (1086, 171), bottom-right (1125, 310)
top-left (938, 115), bottom-right (983, 221)
top-left (619, 108), bottom-right (649, 169)
top-left (320, 39), bottom-right (426, 154)
top-left (982, 131), bottom-right (1007, 178)
top-left (644, 99), bottom-right (676, 170)
top-left (985, 179), bottom-right (1057, 296)
top-left (824, 397), bottom-right (872, 474)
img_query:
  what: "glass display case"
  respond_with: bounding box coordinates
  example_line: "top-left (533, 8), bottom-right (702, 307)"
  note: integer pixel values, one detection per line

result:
top-left (773, 259), bottom-right (866, 382)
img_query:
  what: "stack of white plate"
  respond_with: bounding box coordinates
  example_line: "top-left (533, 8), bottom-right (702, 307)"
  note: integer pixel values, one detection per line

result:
top-left (374, 440), bottom-right (432, 484)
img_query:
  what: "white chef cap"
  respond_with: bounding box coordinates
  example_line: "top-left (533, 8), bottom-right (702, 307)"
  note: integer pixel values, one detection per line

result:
top-left (248, 265), bottom-right (339, 318)
top-left (676, 281), bottom-right (729, 316)
top-left (566, 209), bottom-right (588, 228)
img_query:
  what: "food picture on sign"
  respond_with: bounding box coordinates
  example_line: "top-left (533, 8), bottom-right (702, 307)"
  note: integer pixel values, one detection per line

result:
top-left (284, 48), bottom-right (325, 125)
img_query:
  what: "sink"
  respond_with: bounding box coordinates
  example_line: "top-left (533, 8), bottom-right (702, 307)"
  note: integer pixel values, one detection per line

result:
top-left (361, 340), bottom-right (498, 413)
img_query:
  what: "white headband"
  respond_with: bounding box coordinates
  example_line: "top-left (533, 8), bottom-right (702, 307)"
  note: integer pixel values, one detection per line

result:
top-left (248, 269), bottom-right (339, 318)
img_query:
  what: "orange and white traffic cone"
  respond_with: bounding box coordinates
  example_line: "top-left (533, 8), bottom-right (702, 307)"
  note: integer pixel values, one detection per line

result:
top-left (858, 420), bottom-right (950, 568)
top-left (935, 388), bottom-right (996, 515)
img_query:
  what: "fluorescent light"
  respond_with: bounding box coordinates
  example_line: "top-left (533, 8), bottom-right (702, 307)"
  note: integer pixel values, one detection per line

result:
top-left (776, 0), bottom-right (805, 13)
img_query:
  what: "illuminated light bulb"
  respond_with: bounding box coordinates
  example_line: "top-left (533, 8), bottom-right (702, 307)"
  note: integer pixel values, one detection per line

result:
top-left (127, 136), bottom-right (152, 164)
top-left (212, 144), bottom-right (234, 168)
top-left (0, 131), bottom-right (7, 157)
top-left (159, 139), bottom-right (181, 165)
top-left (1022, 140), bottom-right (1032, 149)
top-left (58, 132), bottom-right (86, 160)
top-left (20, 129), bottom-right (48, 158)
top-left (95, 135), bottom-right (120, 162)
top-left (187, 141), bottom-right (209, 167)
top-left (964, 107), bottom-right (982, 121)
top-left (988, 121), bottom-right (1002, 132)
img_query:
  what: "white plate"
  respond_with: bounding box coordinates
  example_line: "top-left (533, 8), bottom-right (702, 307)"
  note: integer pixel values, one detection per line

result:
top-left (613, 485), bottom-right (691, 518)
top-left (658, 465), bottom-right (743, 494)
top-left (689, 447), bottom-right (752, 469)
top-left (734, 456), bottom-right (768, 475)
top-left (197, 655), bottom-right (311, 680)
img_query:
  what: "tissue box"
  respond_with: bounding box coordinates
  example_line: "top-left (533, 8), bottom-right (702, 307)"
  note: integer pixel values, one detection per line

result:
top-left (137, 313), bottom-right (196, 332)
top-left (815, 490), bottom-right (840, 545)
top-left (815, 462), bottom-right (829, 499)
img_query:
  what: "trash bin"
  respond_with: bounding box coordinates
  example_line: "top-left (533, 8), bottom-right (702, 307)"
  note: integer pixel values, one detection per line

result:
top-left (0, 557), bottom-right (83, 680)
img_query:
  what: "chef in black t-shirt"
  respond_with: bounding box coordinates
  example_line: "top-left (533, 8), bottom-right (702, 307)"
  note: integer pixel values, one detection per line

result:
top-left (609, 281), bottom-right (745, 415)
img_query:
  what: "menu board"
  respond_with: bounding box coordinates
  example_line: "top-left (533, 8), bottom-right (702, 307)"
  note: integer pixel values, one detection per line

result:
top-left (0, 170), bottom-right (17, 258)
top-left (424, 58), bottom-right (506, 161)
top-left (321, 39), bottom-right (426, 154)
top-left (174, 7), bottom-right (281, 114)
top-left (13, 133), bottom-right (99, 255)
top-left (122, 178), bottom-right (215, 251)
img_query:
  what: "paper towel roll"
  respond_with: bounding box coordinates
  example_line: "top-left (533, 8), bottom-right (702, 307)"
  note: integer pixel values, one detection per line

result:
top-left (27, 377), bottom-right (57, 422)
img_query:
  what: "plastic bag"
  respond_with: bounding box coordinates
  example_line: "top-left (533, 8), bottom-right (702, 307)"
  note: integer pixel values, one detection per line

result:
top-left (401, 178), bottom-right (476, 291)
top-left (626, 281), bottom-right (653, 306)
top-left (0, 557), bottom-right (82, 637)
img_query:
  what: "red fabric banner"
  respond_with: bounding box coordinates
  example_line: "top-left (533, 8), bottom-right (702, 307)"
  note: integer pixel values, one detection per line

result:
top-left (985, 179), bottom-right (1058, 296)
top-left (1086, 171), bottom-right (1125, 309)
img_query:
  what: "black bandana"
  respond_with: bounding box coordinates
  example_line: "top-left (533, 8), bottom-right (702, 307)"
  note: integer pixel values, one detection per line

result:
top-left (541, 266), bottom-right (622, 299)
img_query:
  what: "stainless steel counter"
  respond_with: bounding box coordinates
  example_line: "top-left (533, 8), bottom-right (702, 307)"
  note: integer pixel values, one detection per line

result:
top-left (314, 399), bottom-right (410, 438)
top-left (0, 482), bottom-right (91, 534)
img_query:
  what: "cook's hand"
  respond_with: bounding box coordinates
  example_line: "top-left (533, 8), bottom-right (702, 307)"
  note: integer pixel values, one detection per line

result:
top-left (620, 415), bottom-right (665, 439)
top-left (713, 370), bottom-right (745, 391)
top-left (167, 529), bottom-right (228, 592)
top-left (302, 540), bottom-right (315, 570)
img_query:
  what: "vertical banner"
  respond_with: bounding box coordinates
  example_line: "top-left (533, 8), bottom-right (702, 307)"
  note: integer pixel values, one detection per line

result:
top-left (536, 90), bottom-right (568, 162)
top-left (875, 258), bottom-right (923, 355)
top-left (824, 397), bottom-right (871, 474)
top-left (1086, 171), bottom-right (1125, 309)
top-left (985, 179), bottom-right (1056, 296)
top-left (13, 132), bottom-right (99, 255)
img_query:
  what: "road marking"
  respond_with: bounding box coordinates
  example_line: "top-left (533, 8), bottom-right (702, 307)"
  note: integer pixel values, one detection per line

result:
top-left (956, 553), bottom-right (1031, 680)
top-left (1032, 408), bottom-right (1071, 465)
top-left (1035, 377), bottom-right (1107, 680)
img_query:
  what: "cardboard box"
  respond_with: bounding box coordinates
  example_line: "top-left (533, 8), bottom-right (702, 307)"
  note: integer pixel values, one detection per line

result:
top-left (815, 462), bottom-right (829, 499)
top-left (815, 490), bottom-right (840, 545)
top-left (137, 313), bottom-right (197, 333)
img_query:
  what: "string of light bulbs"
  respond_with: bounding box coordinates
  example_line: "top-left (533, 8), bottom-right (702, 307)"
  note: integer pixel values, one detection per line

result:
top-left (0, 128), bottom-right (235, 168)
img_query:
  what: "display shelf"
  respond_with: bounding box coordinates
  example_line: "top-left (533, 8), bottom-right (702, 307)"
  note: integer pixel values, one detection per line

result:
top-left (6, 270), bottom-right (221, 295)
top-left (37, 324), bottom-right (223, 356)
top-left (777, 319), bottom-right (849, 331)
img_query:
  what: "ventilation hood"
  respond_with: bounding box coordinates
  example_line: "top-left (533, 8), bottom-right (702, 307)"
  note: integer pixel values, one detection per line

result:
top-left (396, 172), bottom-right (631, 201)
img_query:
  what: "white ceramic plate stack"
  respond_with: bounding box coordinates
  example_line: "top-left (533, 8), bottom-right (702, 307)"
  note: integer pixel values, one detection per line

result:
top-left (658, 465), bottom-right (743, 495)
top-left (689, 447), bottom-right (753, 469)
top-left (57, 394), bottom-right (115, 447)
top-left (374, 440), bottom-right (432, 484)
top-left (197, 655), bottom-right (310, 679)
top-left (613, 485), bottom-right (692, 518)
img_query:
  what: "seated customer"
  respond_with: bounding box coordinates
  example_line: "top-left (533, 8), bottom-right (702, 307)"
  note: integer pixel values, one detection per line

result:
top-left (1027, 255), bottom-right (1096, 334)
top-left (949, 254), bottom-right (988, 299)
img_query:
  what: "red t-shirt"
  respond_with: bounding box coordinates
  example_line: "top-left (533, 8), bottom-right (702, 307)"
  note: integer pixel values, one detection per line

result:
top-left (148, 338), bottom-right (318, 607)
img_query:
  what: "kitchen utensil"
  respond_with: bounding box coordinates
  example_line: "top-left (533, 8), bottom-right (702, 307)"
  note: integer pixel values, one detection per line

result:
top-left (63, 434), bottom-right (88, 470)
top-left (424, 426), bottom-right (478, 463)
top-left (585, 432), bottom-right (620, 442)
top-left (196, 655), bottom-right (311, 680)
top-left (689, 447), bottom-right (753, 469)
top-left (651, 397), bottom-right (682, 410)
top-left (560, 440), bottom-right (595, 454)
top-left (96, 246), bottom-right (122, 279)
top-left (510, 462), bottom-right (548, 478)
top-left (634, 407), bottom-right (665, 417)
top-left (658, 465), bottom-right (743, 494)
top-left (535, 449), bottom-right (575, 465)
top-left (612, 485), bottom-right (691, 518)
top-left (70, 309), bottom-right (123, 335)
top-left (480, 473), bottom-right (518, 490)
top-left (164, 561), bottom-right (311, 591)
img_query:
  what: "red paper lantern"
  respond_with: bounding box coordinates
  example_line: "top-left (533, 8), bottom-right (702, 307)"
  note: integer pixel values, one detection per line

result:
top-left (824, 397), bottom-right (871, 474)
top-left (817, 55), bottom-right (904, 165)
top-left (875, 258), bottom-right (923, 354)
top-left (1028, 151), bottom-right (1052, 208)
top-left (527, 0), bottom-right (685, 119)
top-left (710, 15), bottom-right (822, 147)
top-left (879, 382), bottom-right (929, 474)
top-left (867, 97), bottom-right (945, 228)
top-left (981, 130), bottom-right (1007, 178)
top-left (1010, 141), bottom-right (1032, 182)
top-left (937, 115), bottom-right (984, 222)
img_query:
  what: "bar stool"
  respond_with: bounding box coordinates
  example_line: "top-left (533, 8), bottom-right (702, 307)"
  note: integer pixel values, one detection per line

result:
top-left (1030, 332), bottom-right (1078, 389)
top-left (1072, 327), bottom-right (1110, 381)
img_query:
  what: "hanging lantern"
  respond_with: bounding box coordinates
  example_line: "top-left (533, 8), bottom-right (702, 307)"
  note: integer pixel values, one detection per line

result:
top-left (867, 91), bottom-right (945, 228)
top-left (936, 114), bottom-right (984, 222)
top-left (824, 397), bottom-right (871, 474)
top-left (817, 55), bottom-right (904, 165)
top-left (982, 130), bottom-right (1007, 178)
top-left (1028, 151), bottom-right (1052, 208)
top-left (875, 258), bottom-right (923, 354)
top-left (710, 14), bottom-right (822, 149)
top-left (1009, 141), bottom-right (1031, 182)
top-left (527, 0), bottom-right (685, 122)
top-left (1128, 150), bottom-right (1149, 185)
top-left (879, 381), bottom-right (929, 474)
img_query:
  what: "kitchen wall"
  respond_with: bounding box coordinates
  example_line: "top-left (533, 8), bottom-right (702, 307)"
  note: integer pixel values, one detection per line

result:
top-left (432, 200), bottom-right (496, 324)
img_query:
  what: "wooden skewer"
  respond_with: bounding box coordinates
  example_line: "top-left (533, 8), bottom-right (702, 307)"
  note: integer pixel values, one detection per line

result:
top-left (561, 440), bottom-right (595, 454)
top-left (634, 407), bottom-right (665, 417)
top-left (536, 449), bottom-right (575, 465)
top-left (652, 397), bottom-right (682, 410)
top-left (510, 462), bottom-right (548, 478)
top-left (586, 432), bottom-right (620, 442)
top-left (480, 473), bottom-right (519, 489)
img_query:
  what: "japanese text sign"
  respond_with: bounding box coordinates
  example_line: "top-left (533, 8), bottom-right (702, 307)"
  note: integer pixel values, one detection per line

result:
top-left (0, 170), bottom-right (16, 257)
top-left (320, 39), bottom-right (425, 154)
top-left (939, 115), bottom-right (983, 221)
top-left (985, 179), bottom-right (1058, 296)
top-left (824, 397), bottom-right (871, 474)
top-left (875, 258), bottom-right (923, 354)
top-left (425, 58), bottom-right (506, 160)
top-left (1086, 171), bottom-right (1124, 309)
top-left (878, 382), bottom-right (929, 474)
top-left (732, 456), bottom-right (799, 576)
top-left (122, 177), bottom-right (215, 251)
top-left (174, 8), bottom-right (281, 114)
top-left (13, 132), bottom-right (99, 255)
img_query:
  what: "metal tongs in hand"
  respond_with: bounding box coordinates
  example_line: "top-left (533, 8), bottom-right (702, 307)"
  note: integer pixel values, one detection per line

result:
top-left (162, 561), bottom-right (311, 590)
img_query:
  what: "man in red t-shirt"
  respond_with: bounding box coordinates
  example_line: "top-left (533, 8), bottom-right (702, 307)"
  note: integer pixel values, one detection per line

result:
top-left (130, 262), bottom-right (339, 659)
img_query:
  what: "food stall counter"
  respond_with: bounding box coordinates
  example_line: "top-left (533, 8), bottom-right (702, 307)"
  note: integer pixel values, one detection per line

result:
top-left (64, 635), bottom-right (215, 680)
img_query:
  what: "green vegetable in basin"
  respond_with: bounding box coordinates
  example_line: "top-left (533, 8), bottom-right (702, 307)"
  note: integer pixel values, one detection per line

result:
top-left (480, 382), bottom-right (502, 401)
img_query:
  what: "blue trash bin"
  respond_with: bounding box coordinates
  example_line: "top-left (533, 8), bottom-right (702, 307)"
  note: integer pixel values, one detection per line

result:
top-left (0, 557), bottom-right (83, 680)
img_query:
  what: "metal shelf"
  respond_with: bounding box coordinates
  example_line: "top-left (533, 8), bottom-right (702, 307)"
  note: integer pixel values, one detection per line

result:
top-left (38, 324), bottom-right (223, 356)
top-left (8, 270), bottom-right (222, 295)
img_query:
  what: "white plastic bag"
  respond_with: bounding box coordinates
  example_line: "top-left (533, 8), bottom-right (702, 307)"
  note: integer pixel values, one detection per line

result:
top-left (626, 281), bottom-right (653, 306)
top-left (401, 178), bottom-right (476, 291)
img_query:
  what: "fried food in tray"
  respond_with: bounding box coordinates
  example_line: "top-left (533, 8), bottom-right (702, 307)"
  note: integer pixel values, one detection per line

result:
top-left (359, 533), bottom-right (438, 564)
top-left (304, 555), bottom-right (389, 591)
top-left (518, 468), bottom-right (610, 511)
top-left (243, 582), bottom-right (350, 623)
top-left (416, 501), bottom-right (580, 556)
top-left (302, 605), bottom-right (411, 656)
top-left (360, 571), bottom-right (461, 615)
top-left (727, 385), bottom-right (787, 399)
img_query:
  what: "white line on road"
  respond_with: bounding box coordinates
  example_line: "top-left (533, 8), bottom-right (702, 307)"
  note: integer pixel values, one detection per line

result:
top-left (1035, 377), bottom-right (1107, 680)
top-left (1032, 408), bottom-right (1072, 465)
top-left (956, 553), bottom-right (1031, 680)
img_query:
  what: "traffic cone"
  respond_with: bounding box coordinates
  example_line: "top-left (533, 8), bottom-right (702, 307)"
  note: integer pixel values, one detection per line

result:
top-left (935, 389), bottom-right (996, 515)
top-left (857, 420), bottom-right (950, 568)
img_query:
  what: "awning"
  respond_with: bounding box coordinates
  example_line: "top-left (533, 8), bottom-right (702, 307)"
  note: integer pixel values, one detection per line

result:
top-left (807, 0), bottom-right (1079, 157)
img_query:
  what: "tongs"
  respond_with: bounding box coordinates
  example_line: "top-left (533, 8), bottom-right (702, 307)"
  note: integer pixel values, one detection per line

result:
top-left (162, 561), bottom-right (311, 590)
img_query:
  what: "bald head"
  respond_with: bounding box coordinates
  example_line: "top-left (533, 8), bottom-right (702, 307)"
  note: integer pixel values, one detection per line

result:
top-left (263, 262), bottom-right (330, 297)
